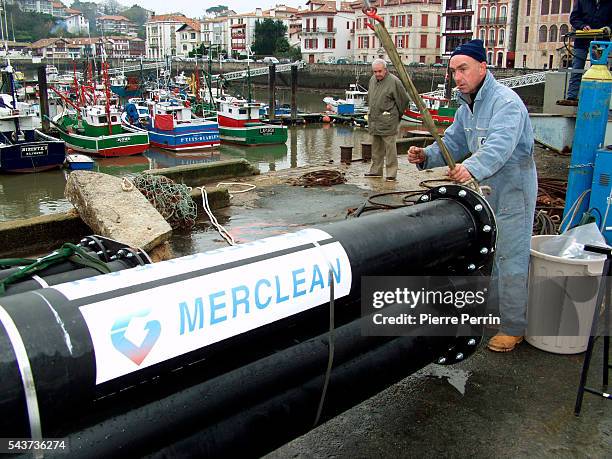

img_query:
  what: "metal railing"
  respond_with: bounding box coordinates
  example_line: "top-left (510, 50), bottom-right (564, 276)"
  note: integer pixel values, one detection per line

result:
top-left (477, 17), bottom-right (508, 25)
top-left (108, 60), bottom-right (307, 81)
top-left (302, 28), bottom-right (336, 34)
top-left (445, 1), bottom-right (473, 11)
top-left (421, 71), bottom-right (550, 99)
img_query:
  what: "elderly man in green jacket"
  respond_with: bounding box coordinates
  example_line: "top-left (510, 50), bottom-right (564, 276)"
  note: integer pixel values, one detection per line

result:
top-left (365, 59), bottom-right (409, 181)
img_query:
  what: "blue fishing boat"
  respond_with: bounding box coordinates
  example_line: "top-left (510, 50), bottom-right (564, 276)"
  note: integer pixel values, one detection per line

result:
top-left (0, 66), bottom-right (65, 173)
top-left (123, 99), bottom-right (220, 151)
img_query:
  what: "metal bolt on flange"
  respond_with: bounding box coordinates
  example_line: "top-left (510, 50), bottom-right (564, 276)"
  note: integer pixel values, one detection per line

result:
top-left (437, 357), bottom-right (447, 364)
top-left (420, 195), bottom-right (430, 202)
top-left (483, 225), bottom-right (491, 233)
top-left (467, 264), bottom-right (476, 271)
top-left (458, 190), bottom-right (467, 198)
top-left (456, 353), bottom-right (464, 361)
top-left (467, 339), bottom-right (477, 346)
top-left (438, 187), bottom-right (447, 194)
top-left (480, 247), bottom-right (489, 255)
top-left (474, 204), bottom-right (483, 211)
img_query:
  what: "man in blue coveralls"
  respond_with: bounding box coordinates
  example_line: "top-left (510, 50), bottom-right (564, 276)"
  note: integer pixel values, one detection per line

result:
top-left (408, 39), bottom-right (538, 352)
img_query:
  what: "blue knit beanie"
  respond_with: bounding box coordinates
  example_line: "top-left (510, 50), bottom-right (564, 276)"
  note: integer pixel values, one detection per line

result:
top-left (451, 39), bottom-right (487, 63)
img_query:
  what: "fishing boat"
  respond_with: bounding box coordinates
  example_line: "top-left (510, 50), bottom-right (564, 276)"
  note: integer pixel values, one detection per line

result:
top-left (217, 96), bottom-right (288, 146)
top-left (0, 67), bottom-right (65, 173)
top-left (54, 104), bottom-right (149, 157)
top-left (323, 83), bottom-right (368, 114)
top-left (110, 73), bottom-right (141, 98)
top-left (402, 94), bottom-right (457, 126)
top-left (52, 62), bottom-right (150, 157)
top-left (64, 153), bottom-right (95, 170)
top-left (123, 98), bottom-right (220, 151)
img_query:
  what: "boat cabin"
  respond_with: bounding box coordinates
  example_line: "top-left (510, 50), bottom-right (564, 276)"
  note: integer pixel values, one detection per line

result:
top-left (218, 97), bottom-right (263, 122)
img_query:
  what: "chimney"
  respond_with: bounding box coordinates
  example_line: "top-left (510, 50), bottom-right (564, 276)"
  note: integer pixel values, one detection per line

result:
top-left (336, 0), bottom-right (341, 11)
top-left (256, 8), bottom-right (263, 17)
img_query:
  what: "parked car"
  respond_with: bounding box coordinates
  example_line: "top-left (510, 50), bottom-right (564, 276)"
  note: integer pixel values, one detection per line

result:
top-left (432, 63), bottom-right (444, 68)
top-left (262, 56), bottom-right (280, 64)
top-left (336, 58), bottom-right (350, 64)
top-left (279, 58), bottom-right (291, 64)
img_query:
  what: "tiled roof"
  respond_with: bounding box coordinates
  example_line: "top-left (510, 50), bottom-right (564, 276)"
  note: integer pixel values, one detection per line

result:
top-left (30, 38), bottom-right (69, 48)
top-left (98, 15), bottom-right (132, 22)
top-left (147, 14), bottom-right (189, 23)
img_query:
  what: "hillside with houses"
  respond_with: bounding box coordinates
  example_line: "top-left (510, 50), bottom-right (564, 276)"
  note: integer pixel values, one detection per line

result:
top-left (0, 1), bottom-right (577, 69)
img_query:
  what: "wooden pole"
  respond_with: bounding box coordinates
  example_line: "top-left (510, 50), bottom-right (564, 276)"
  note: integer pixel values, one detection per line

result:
top-left (268, 63), bottom-right (276, 121)
top-left (291, 64), bottom-right (298, 122)
top-left (37, 66), bottom-right (50, 133)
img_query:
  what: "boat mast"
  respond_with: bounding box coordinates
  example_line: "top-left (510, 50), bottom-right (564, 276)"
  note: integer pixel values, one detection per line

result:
top-left (246, 45), bottom-right (252, 119)
top-left (100, 39), bottom-right (112, 135)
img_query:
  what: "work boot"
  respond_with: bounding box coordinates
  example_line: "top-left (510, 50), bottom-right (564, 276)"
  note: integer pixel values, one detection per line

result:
top-left (487, 333), bottom-right (523, 352)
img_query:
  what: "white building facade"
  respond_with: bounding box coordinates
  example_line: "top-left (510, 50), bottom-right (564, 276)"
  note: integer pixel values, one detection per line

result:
top-left (353, 0), bottom-right (443, 65)
top-left (64, 13), bottom-right (89, 35)
top-left (146, 15), bottom-right (190, 59)
top-left (299, 1), bottom-right (356, 64)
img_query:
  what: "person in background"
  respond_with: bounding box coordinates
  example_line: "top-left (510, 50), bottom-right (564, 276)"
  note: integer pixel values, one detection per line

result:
top-left (558, 0), bottom-right (612, 106)
top-left (365, 59), bottom-right (409, 182)
top-left (408, 39), bottom-right (537, 352)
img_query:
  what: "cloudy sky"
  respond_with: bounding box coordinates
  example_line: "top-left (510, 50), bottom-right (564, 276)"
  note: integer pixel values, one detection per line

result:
top-left (74, 0), bottom-right (309, 16)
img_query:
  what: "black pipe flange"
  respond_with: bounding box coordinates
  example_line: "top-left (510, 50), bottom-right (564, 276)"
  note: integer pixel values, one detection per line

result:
top-left (418, 185), bottom-right (497, 275)
top-left (435, 335), bottom-right (483, 365)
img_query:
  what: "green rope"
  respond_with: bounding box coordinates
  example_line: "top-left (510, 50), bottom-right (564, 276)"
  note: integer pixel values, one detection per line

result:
top-left (0, 243), bottom-right (112, 295)
top-left (0, 258), bottom-right (37, 268)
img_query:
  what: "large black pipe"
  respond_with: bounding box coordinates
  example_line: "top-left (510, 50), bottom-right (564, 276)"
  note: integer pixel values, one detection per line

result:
top-left (0, 186), bottom-right (495, 440)
top-left (151, 335), bottom-right (448, 459)
top-left (50, 311), bottom-right (469, 458)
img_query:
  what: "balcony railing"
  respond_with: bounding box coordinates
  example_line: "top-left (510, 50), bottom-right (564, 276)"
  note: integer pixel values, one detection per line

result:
top-left (231, 33), bottom-right (245, 39)
top-left (444, 28), bottom-right (472, 34)
top-left (303, 27), bottom-right (336, 34)
top-left (445, 1), bottom-right (473, 11)
top-left (477, 17), bottom-right (508, 25)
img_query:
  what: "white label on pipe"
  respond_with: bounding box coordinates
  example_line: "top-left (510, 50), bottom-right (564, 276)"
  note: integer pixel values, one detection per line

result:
top-left (54, 228), bottom-right (335, 301)
top-left (73, 230), bottom-right (352, 384)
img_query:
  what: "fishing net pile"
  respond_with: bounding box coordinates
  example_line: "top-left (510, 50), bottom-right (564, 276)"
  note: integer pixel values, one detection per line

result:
top-left (131, 174), bottom-right (197, 229)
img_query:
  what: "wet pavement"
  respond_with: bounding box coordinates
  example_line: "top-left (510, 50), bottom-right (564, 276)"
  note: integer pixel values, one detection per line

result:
top-left (174, 149), bottom-right (610, 458)
top-left (267, 339), bottom-right (611, 458)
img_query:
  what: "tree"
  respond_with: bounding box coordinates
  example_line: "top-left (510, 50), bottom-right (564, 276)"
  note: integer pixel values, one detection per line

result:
top-left (101, 0), bottom-right (122, 15)
top-left (122, 5), bottom-right (150, 26)
top-left (252, 19), bottom-right (289, 57)
top-left (3, 4), bottom-right (58, 42)
top-left (206, 5), bottom-right (229, 17)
